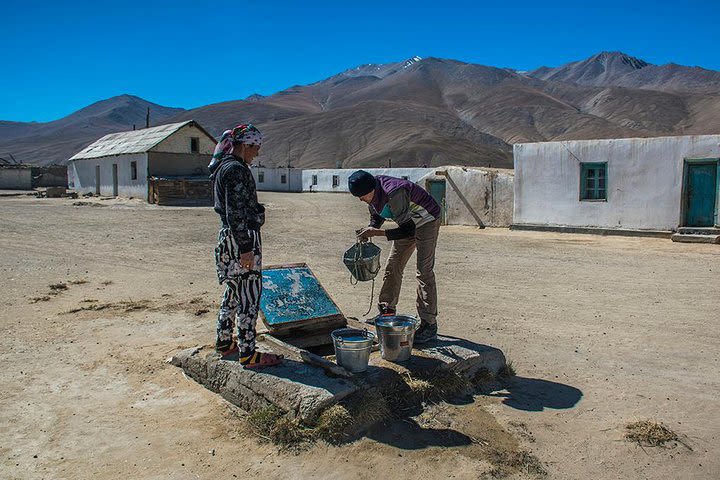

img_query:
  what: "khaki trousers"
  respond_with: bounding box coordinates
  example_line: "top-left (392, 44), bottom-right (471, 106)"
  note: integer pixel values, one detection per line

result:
top-left (378, 218), bottom-right (440, 324)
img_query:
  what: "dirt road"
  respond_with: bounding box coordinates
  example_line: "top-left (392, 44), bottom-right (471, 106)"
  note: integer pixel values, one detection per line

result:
top-left (1, 193), bottom-right (718, 479)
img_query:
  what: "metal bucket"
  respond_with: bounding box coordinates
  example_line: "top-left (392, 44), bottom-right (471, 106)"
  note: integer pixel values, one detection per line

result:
top-left (331, 328), bottom-right (375, 373)
top-left (374, 315), bottom-right (420, 362)
top-left (343, 241), bottom-right (381, 282)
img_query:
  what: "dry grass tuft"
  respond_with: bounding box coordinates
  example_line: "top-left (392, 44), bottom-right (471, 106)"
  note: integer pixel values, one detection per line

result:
top-left (498, 361), bottom-right (516, 379)
top-left (344, 388), bottom-right (392, 428)
top-left (64, 300), bottom-right (151, 314)
top-left (270, 417), bottom-right (311, 446)
top-left (245, 405), bottom-right (316, 447)
top-left (406, 378), bottom-right (435, 402)
top-left (486, 449), bottom-right (547, 477)
top-left (68, 279), bottom-right (88, 285)
top-left (315, 405), bottom-right (353, 443)
top-left (428, 369), bottom-right (471, 399)
top-left (48, 283), bottom-right (68, 293)
top-left (247, 405), bottom-right (284, 435)
top-left (473, 367), bottom-right (496, 385)
top-left (30, 296), bottom-right (51, 303)
top-left (625, 420), bottom-right (678, 447)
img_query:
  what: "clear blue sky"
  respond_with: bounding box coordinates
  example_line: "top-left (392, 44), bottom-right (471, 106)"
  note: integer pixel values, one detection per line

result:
top-left (3, 0), bottom-right (719, 122)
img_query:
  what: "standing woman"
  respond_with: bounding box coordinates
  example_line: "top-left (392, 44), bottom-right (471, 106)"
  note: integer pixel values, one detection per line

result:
top-left (209, 124), bottom-right (283, 368)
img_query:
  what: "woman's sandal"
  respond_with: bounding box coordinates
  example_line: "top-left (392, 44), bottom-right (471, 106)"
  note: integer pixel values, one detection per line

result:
top-left (241, 351), bottom-right (284, 369)
top-left (217, 341), bottom-right (239, 360)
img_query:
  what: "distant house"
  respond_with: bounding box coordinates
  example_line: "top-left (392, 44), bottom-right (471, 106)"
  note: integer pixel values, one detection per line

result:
top-left (513, 134), bottom-right (720, 234)
top-left (68, 120), bottom-right (216, 204)
top-left (251, 166), bottom-right (303, 192)
top-left (0, 163), bottom-right (65, 190)
top-left (0, 164), bottom-right (32, 190)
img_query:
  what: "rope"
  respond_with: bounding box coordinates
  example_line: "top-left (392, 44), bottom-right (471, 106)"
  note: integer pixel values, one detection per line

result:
top-left (348, 239), bottom-right (377, 317)
top-left (363, 278), bottom-right (375, 317)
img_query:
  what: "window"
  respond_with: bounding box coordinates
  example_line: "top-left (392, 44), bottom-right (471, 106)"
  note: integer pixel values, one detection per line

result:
top-left (258, 172), bottom-right (264, 183)
top-left (190, 137), bottom-right (199, 153)
top-left (281, 174), bottom-right (287, 184)
top-left (312, 175), bottom-right (318, 186)
top-left (130, 161), bottom-right (137, 180)
top-left (580, 163), bottom-right (607, 201)
top-left (332, 175), bottom-right (339, 187)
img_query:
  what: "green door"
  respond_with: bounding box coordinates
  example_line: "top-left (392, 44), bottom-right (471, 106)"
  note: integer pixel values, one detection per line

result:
top-left (427, 180), bottom-right (446, 224)
top-left (685, 163), bottom-right (718, 227)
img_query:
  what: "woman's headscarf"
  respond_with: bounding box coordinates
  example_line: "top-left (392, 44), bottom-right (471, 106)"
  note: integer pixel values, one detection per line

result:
top-left (208, 124), bottom-right (263, 173)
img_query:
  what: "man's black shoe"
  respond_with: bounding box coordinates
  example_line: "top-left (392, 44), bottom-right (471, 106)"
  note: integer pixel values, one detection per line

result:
top-left (414, 322), bottom-right (438, 344)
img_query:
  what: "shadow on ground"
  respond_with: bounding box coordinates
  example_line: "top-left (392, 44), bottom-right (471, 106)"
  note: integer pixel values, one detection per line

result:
top-left (490, 376), bottom-right (583, 411)
top-left (367, 418), bottom-right (473, 449)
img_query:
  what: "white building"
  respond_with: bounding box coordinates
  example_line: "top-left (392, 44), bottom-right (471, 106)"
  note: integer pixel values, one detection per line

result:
top-left (251, 166), bottom-right (303, 192)
top-left (68, 120), bottom-right (216, 202)
top-left (302, 168), bottom-right (434, 193)
top-left (0, 165), bottom-right (32, 190)
top-left (513, 134), bottom-right (720, 233)
top-left (298, 166), bottom-right (514, 227)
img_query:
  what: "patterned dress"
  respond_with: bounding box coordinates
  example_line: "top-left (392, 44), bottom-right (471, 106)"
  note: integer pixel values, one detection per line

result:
top-left (210, 155), bottom-right (265, 355)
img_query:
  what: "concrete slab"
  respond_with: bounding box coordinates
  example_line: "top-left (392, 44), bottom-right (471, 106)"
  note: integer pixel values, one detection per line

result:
top-left (671, 233), bottom-right (720, 244)
top-left (171, 336), bottom-right (507, 427)
top-left (418, 335), bottom-right (507, 377)
top-left (170, 347), bottom-right (358, 421)
top-left (359, 335), bottom-right (506, 383)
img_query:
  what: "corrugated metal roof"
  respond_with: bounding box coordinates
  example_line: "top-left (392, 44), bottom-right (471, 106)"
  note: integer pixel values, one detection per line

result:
top-left (69, 121), bottom-right (194, 160)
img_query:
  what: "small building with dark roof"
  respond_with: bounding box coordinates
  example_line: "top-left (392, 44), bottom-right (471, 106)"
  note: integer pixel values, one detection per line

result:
top-left (68, 120), bottom-right (217, 204)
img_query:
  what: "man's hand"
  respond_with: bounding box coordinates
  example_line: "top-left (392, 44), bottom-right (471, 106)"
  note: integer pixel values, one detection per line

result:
top-left (357, 227), bottom-right (385, 241)
top-left (240, 251), bottom-right (254, 270)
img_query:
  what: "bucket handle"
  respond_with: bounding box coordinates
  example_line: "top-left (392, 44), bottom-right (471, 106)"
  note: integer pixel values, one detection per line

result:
top-left (335, 327), bottom-right (371, 345)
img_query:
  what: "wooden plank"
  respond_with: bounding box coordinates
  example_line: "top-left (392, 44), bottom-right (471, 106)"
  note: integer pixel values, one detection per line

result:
top-left (258, 333), bottom-right (353, 378)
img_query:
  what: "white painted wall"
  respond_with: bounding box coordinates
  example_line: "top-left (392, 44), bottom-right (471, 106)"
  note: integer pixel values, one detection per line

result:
top-left (0, 168), bottom-right (32, 189)
top-left (252, 167), bottom-right (303, 192)
top-left (151, 124), bottom-right (215, 154)
top-left (298, 167), bottom-right (513, 227)
top-left (70, 153), bottom-right (148, 199)
top-left (421, 167), bottom-right (514, 227)
top-left (301, 168), bottom-right (434, 193)
top-left (514, 134), bottom-right (720, 231)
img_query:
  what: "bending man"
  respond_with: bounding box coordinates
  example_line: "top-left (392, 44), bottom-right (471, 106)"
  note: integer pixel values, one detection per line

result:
top-left (350, 170), bottom-right (441, 344)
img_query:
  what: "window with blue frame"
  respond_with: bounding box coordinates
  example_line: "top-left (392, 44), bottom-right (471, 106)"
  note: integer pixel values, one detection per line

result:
top-left (580, 163), bottom-right (607, 201)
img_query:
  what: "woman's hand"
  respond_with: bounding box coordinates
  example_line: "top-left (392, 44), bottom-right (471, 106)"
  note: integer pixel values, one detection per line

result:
top-left (357, 227), bottom-right (385, 241)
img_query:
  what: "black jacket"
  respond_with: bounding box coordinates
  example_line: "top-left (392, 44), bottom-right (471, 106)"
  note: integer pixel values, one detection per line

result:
top-left (210, 155), bottom-right (265, 253)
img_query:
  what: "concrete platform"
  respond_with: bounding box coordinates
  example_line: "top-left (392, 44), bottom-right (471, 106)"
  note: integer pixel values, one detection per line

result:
top-left (671, 233), bottom-right (720, 244)
top-left (171, 335), bottom-right (506, 425)
top-left (170, 347), bottom-right (358, 421)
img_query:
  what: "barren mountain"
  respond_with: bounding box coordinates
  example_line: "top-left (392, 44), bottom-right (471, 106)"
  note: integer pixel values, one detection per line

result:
top-left (0, 95), bottom-right (183, 165)
top-left (528, 51), bottom-right (720, 93)
top-left (2, 52), bottom-right (719, 168)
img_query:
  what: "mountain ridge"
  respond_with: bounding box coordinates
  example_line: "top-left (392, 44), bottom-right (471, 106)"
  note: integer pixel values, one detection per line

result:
top-left (2, 52), bottom-right (719, 167)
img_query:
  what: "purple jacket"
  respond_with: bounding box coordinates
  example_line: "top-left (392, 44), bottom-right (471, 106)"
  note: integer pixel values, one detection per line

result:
top-left (368, 176), bottom-right (440, 239)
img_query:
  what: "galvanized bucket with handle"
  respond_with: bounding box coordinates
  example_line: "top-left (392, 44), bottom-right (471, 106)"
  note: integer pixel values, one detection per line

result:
top-left (331, 328), bottom-right (375, 373)
top-left (374, 315), bottom-right (420, 362)
top-left (343, 240), bottom-right (381, 283)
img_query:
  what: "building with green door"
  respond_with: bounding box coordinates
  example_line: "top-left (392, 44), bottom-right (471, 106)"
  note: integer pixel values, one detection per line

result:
top-left (513, 134), bottom-right (720, 233)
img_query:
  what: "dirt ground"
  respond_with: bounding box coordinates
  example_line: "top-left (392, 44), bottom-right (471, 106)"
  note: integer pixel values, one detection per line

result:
top-left (1, 192), bottom-right (718, 480)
